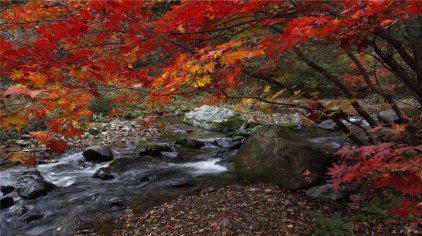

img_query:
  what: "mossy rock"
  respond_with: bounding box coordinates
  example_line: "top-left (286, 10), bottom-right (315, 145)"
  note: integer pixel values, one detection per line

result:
top-left (136, 140), bottom-right (171, 156)
top-left (246, 121), bottom-right (262, 129)
top-left (227, 129), bottom-right (252, 138)
top-left (234, 125), bottom-right (329, 189)
top-left (88, 124), bottom-right (101, 135)
top-left (175, 138), bottom-right (204, 149)
top-left (208, 116), bottom-right (244, 133)
top-left (278, 123), bottom-right (298, 130)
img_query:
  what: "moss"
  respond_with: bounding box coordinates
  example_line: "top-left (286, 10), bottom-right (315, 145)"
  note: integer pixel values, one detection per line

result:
top-left (227, 130), bottom-right (251, 138)
top-left (278, 123), bottom-right (298, 131)
top-left (123, 110), bottom-right (146, 119)
top-left (246, 121), bottom-right (262, 129)
top-left (88, 124), bottom-right (101, 135)
top-left (208, 116), bottom-right (244, 132)
top-left (136, 140), bottom-right (170, 156)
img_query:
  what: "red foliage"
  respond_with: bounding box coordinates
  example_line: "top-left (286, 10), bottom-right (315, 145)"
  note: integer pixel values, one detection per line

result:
top-left (329, 143), bottom-right (422, 218)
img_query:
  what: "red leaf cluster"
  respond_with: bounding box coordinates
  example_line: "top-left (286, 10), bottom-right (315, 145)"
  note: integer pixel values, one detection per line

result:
top-left (329, 143), bottom-right (422, 217)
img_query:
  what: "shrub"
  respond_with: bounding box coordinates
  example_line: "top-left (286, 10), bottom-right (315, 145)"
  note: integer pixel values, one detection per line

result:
top-left (328, 143), bottom-right (422, 218)
top-left (309, 211), bottom-right (353, 236)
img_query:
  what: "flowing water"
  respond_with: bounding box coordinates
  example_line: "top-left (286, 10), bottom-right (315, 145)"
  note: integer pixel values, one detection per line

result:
top-left (0, 122), bottom-right (349, 236)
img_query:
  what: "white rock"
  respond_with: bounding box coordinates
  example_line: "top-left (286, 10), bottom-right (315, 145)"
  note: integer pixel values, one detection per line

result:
top-left (184, 105), bottom-right (235, 130)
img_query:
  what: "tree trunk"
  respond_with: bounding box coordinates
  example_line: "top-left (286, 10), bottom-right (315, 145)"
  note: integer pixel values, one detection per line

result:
top-left (346, 51), bottom-right (407, 122)
top-left (293, 47), bottom-right (378, 128)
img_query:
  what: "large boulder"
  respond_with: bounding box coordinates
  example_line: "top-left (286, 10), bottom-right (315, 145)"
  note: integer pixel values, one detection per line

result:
top-left (184, 105), bottom-right (244, 132)
top-left (234, 125), bottom-right (329, 189)
top-left (83, 145), bottom-right (114, 162)
top-left (18, 179), bottom-right (56, 199)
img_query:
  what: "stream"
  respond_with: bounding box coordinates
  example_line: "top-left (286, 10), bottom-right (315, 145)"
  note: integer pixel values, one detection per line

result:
top-left (0, 121), bottom-right (349, 236)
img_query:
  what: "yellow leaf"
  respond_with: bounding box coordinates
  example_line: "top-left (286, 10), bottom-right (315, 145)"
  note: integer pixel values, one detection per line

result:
top-left (242, 98), bottom-right (255, 106)
top-left (287, 224), bottom-right (294, 228)
top-left (293, 90), bottom-right (302, 96)
top-left (263, 85), bottom-right (271, 93)
top-left (301, 116), bottom-right (313, 127)
top-left (203, 62), bottom-right (215, 73)
top-left (10, 70), bottom-right (23, 80)
top-left (9, 151), bottom-right (37, 166)
top-left (177, 24), bottom-right (185, 33)
top-left (194, 76), bottom-right (211, 87)
top-left (271, 89), bottom-right (286, 100)
top-left (1, 113), bottom-right (28, 130)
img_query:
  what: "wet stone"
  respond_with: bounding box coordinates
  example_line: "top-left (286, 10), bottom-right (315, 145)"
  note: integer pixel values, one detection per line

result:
top-left (1, 186), bottom-right (15, 195)
top-left (25, 213), bottom-right (44, 223)
top-left (0, 196), bottom-right (14, 210)
top-left (93, 167), bottom-right (114, 180)
top-left (18, 179), bottom-right (56, 199)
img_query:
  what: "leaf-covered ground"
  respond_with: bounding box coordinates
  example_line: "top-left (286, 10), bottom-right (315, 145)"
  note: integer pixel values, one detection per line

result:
top-left (113, 183), bottom-right (419, 236)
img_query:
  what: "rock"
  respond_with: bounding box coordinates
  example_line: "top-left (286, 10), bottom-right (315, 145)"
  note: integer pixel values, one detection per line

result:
top-left (216, 150), bottom-right (238, 170)
top-left (161, 152), bottom-right (178, 158)
top-left (0, 196), bottom-right (14, 209)
top-left (16, 140), bottom-right (30, 146)
top-left (137, 141), bottom-right (172, 156)
top-left (37, 159), bottom-right (58, 165)
top-left (88, 124), bottom-right (101, 135)
top-left (184, 105), bottom-right (244, 132)
top-left (1, 186), bottom-right (15, 194)
top-left (82, 145), bottom-right (114, 162)
top-left (18, 179), bottom-right (56, 199)
top-left (213, 138), bottom-right (232, 148)
top-left (15, 205), bottom-right (28, 215)
top-left (175, 138), bottom-right (204, 149)
top-left (316, 119), bottom-right (338, 131)
top-left (378, 109), bottom-right (400, 123)
top-left (349, 194), bottom-right (364, 202)
top-left (228, 129), bottom-right (252, 137)
top-left (229, 140), bottom-right (243, 150)
top-left (24, 213), bottom-right (44, 223)
top-left (219, 217), bottom-right (230, 228)
top-left (234, 125), bottom-right (329, 189)
top-left (168, 177), bottom-right (197, 188)
top-left (217, 150), bottom-right (238, 163)
top-left (173, 129), bottom-right (188, 135)
top-left (93, 167), bottom-right (114, 180)
top-left (107, 197), bottom-right (126, 208)
top-left (306, 184), bottom-right (350, 201)
top-left (122, 125), bottom-right (131, 132)
top-left (291, 112), bottom-right (304, 130)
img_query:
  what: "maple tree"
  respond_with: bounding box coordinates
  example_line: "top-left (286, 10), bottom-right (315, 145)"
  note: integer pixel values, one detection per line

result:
top-left (1, 0), bottom-right (421, 217)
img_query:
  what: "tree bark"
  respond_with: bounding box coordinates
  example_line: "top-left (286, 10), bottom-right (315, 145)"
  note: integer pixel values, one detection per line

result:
top-left (293, 47), bottom-right (378, 128)
top-left (346, 51), bottom-right (407, 122)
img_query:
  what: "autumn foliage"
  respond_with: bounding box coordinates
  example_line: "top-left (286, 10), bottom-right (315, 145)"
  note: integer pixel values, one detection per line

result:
top-left (1, 0), bottom-right (421, 218)
top-left (329, 143), bottom-right (422, 218)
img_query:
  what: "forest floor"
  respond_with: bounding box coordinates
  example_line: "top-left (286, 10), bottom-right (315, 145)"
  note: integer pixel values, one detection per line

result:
top-left (112, 183), bottom-right (419, 236)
